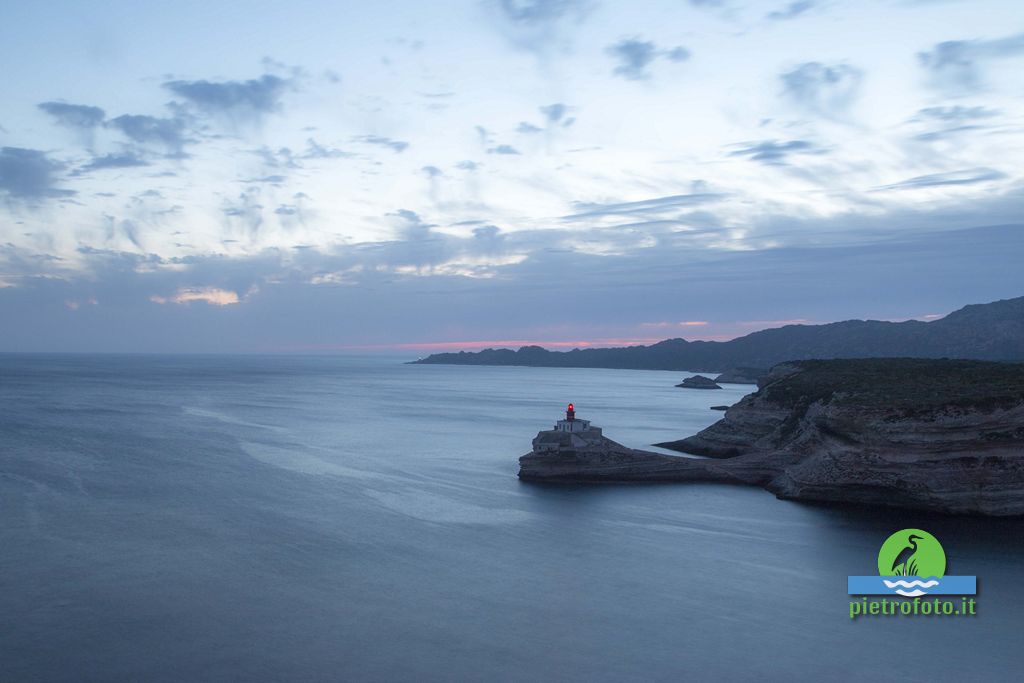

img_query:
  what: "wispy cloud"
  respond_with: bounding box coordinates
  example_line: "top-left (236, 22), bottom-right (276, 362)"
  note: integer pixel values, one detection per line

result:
top-left (918, 32), bottom-right (1024, 90)
top-left (915, 105), bottom-right (998, 122)
top-left (606, 38), bottom-right (691, 80)
top-left (353, 135), bottom-right (409, 153)
top-left (164, 73), bottom-right (295, 122)
top-left (0, 147), bottom-right (73, 199)
top-left (565, 192), bottom-right (727, 220)
top-left (74, 153), bottom-right (150, 174)
top-left (874, 168), bottom-right (1006, 191)
top-left (487, 144), bottom-right (521, 155)
top-left (766, 1), bottom-right (816, 21)
top-left (496, 0), bottom-right (589, 24)
top-left (490, 0), bottom-right (592, 53)
top-left (108, 113), bottom-right (190, 156)
top-left (150, 286), bottom-right (242, 306)
top-left (780, 62), bottom-right (863, 116)
top-left (728, 139), bottom-right (825, 165)
top-left (910, 105), bottom-right (999, 141)
top-left (539, 102), bottom-right (576, 127)
top-left (37, 102), bottom-right (106, 129)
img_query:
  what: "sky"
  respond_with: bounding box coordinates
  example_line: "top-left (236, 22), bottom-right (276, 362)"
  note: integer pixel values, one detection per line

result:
top-left (1, 0), bottom-right (1022, 353)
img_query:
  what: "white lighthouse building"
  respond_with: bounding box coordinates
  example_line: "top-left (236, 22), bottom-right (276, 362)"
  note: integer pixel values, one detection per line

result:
top-left (553, 403), bottom-right (599, 434)
top-left (532, 403), bottom-right (604, 454)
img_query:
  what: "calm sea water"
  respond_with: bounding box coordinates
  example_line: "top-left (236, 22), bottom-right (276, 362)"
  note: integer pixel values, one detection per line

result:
top-left (2, 354), bottom-right (1022, 682)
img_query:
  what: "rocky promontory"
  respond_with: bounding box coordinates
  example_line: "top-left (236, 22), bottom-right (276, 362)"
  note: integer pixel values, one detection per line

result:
top-left (519, 422), bottom-right (771, 485)
top-left (521, 359), bottom-right (1024, 516)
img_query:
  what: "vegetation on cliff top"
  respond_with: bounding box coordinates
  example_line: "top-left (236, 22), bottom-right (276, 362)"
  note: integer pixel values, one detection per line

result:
top-left (762, 358), bottom-right (1024, 411)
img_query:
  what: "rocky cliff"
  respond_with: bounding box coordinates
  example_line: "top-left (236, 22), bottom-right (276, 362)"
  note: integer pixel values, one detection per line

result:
top-left (521, 359), bottom-right (1024, 516)
top-left (657, 359), bottom-right (1024, 515)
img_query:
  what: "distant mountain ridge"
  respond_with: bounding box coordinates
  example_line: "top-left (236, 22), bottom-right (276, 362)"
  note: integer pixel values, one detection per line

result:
top-left (411, 296), bottom-right (1024, 371)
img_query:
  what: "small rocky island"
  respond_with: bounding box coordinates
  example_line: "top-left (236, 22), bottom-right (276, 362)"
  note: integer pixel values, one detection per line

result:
top-left (519, 359), bottom-right (1024, 516)
top-left (676, 375), bottom-right (722, 389)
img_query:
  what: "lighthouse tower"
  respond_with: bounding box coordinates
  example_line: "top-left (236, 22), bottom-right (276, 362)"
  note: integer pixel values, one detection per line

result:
top-left (554, 403), bottom-right (593, 433)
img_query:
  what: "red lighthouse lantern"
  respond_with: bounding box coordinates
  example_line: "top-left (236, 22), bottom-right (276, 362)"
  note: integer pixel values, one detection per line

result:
top-left (566, 403), bottom-right (575, 421)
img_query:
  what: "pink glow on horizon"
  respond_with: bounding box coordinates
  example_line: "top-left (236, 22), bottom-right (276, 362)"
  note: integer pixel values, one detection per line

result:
top-left (268, 309), bottom-right (955, 354)
top-left (281, 337), bottom-right (672, 352)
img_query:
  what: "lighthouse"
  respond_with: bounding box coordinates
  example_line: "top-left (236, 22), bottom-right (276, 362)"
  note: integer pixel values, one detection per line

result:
top-left (554, 402), bottom-right (594, 433)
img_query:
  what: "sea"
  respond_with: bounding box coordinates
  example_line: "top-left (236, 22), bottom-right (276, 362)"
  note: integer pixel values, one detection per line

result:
top-left (2, 354), bottom-right (1022, 682)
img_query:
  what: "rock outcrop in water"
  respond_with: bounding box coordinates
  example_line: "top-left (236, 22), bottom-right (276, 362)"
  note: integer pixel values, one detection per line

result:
top-left (676, 375), bottom-right (722, 390)
top-left (521, 359), bottom-right (1024, 516)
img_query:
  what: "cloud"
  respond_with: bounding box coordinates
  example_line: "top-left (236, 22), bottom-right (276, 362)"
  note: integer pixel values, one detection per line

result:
top-left (487, 144), bottom-right (521, 155)
top-left (875, 168), bottom-right (1006, 191)
top-left (301, 138), bottom-right (348, 159)
top-left (422, 165), bottom-right (443, 177)
top-left (150, 286), bottom-right (241, 306)
top-left (918, 32), bottom-right (1024, 90)
top-left (607, 39), bottom-right (658, 79)
top-left (565, 191), bottom-right (727, 220)
top-left (223, 187), bottom-right (264, 236)
top-left (3, 193), bottom-right (1024, 352)
top-left (64, 297), bottom-right (98, 311)
top-left (666, 46), bottom-right (691, 62)
top-left (916, 105), bottom-right (998, 122)
top-left (37, 102), bottom-right (106, 129)
top-left (517, 103), bottom-right (575, 135)
top-left (108, 114), bottom-right (189, 156)
top-left (539, 102), bottom-right (568, 123)
top-left (766, 1), bottom-right (816, 21)
top-left (256, 146), bottom-right (299, 169)
top-left (76, 153), bottom-right (149, 174)
top-left (728, 139), bottom-right (825, 165)
top-left (491, 0), bottom-right (591, 53)
top-left (0, 147), bottom-right (73, 199)
top-left (497, 0), bottom-right (588, 24)
top-left (163, 74), bottom-right (293, 121)
top-left (606, 38), bottom-right (690, 80)
top-left (780, 62), bottom-right (863, 116)
top-left (456, 160), bottom-right (480, 171)
top-left (910, 105), bottom-right (999, 141)
top-left (274, 192), bottom-right (311, 228)
top-left (353, 135), bottom-right (409, 153)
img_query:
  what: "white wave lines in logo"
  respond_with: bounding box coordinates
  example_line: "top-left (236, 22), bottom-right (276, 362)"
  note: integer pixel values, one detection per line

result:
top-left (883, 578), bottom-right (940, 597)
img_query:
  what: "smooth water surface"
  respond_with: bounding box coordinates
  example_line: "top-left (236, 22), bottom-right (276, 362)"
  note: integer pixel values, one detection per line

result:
top-left (2, 355), bottom-right (1022, 681)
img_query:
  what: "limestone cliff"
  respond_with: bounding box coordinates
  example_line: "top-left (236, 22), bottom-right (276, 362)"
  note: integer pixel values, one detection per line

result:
top-left (657, 359), bottom-right (1024, 516)
top-left (521, 359), bottom-right (1024, 516)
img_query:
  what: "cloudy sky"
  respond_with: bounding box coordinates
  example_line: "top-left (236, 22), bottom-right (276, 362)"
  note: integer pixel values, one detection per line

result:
top-left (1, 0), bottom-right (1022, 353)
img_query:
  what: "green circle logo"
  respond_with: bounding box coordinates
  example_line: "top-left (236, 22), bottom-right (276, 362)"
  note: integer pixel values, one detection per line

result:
top-left (877, 529), bottom-right (946, 578)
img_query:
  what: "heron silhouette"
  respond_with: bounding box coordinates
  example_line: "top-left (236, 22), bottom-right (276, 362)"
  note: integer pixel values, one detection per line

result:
top-left (891, 534), bottom-right (923, 576)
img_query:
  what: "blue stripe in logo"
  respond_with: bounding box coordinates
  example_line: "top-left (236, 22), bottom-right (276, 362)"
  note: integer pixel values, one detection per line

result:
top-left (848, 576), bottom-right (976, 596)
